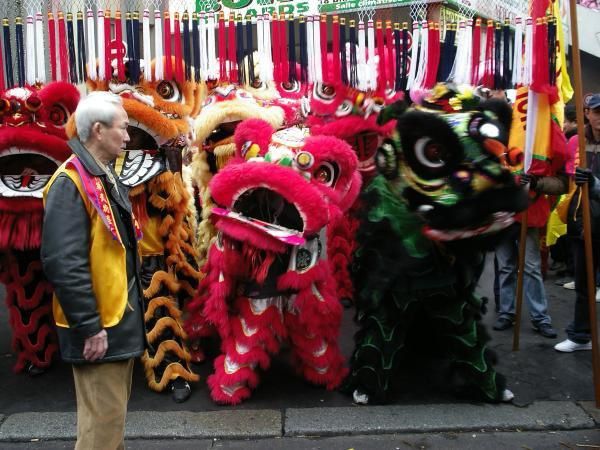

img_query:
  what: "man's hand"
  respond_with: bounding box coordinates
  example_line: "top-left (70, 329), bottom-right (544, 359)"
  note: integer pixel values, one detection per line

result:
top-left (575, 167), bottom-right (595, 187)
top-left (83, 329), bottom-right (108, 362)
top-left (520, 173), bottom-right (538, 189)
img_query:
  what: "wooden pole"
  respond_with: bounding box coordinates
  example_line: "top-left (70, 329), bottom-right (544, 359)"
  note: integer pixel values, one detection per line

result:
top-left (512, 210), bottom-right (529, 351)
top-left (568, 0), bottom-right (600, 407)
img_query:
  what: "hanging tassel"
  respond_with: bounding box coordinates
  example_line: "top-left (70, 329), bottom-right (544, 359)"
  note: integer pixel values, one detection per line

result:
top-left (35, 12), bottom-right (46, 84)
top-left (236, 15), bottom-right (244, 84)
top-left (86, 10), bottom-right (96, 80)
top-left (548, 16), bottom-right (557, 86)
top-left (394, 23), bottom-right (402, 91)
top-left (512, 17), bottom-right (523, 87)
top-left (458, 19), bottom-right (472, 85)
top-left (3, 18), bottom-right (13, 87)
top-left (96, 10), bottom-right (105, 81)
top-left (57, 13), bottom-right (69, 83)
top-left (257, 14), bottom-right (265, 82)
top-left (104, 10), bottom-right (112, 81)
top-left (385, 21), bottom-right (395, 90)
top-left (154, 10), bottom-right (164, 81)
top-left (200, 12), bottom-right (208, 81)
top-left (183, 12), bottom-right (192, 81)
top-left (531, 18), bottom-right (549, 93)
top-left (142, 10), bottom-right (152, 81)
top-left (270, 14), bottom-right (280, 82)
top-left (227, 13), bottom-right (237, 83)
top-left (299, 16), bottom-right (308, 83)
top-left (67, 13), bottom-right (77, 83)
top-left (438, 22), bottom-right (454, 81)
top-left (406, 21), bottom-right (419, 90)
top-left (494, 22), bottom-right (502, 89)
top-left (263, 14), bottom-right (273, 82)
top-left (48, 13), bottom-right (57, 82)
top-left (288, 15), bottom-right (297, 82)
top-left (173, 12), bottom-right (184, 83)
top-left (164, 11), bottom-right (173, 80)
top-left (133, 11), bottom-right (141, 83)
top-left (320, 14), bottom-right (328, 83)
top-left (218, 11), bottom-right (227, 81)
top-left (280, 15), bottom-right (288, 84)
top-left (425, 22), bottom-right (441, 88)
top-left (25, 16), bottom-right (36, 86)
top-left (400, 23), bottom-right (409, 90)
top-left (244, 16), bottom-right (255, 84)
top-left (340, 18), bottom-right (348, 85)
top-left (357, 18), bottom-right (367, 90)
top-left (313, 14), bottom-right (322, 83)
top-left (207, 13), bottom-right (218, 80)
top-left (0, 27), bottom-right (4, 91)
top-left (471, 18), bottom-right (481, 85)
top-left (331, 15), bottom-right (340, 84)
top-left (113, 11), bottom-right (124, 82)
top-left (502, 19), bottom-right (512, 89)
top-left (76, 12), bottom-right (86, 82)
top-left (367, 18), bottom-right (377, 90)
top-left (412, 21), bottom-right (428, 93)
top-left (482, 19), bottom-right (494, 88)
top-left (522, 17), bottom-right (533, 87)
top-left (349, 20), bottom-right (357, 88)
top-left (192, 13), bottom-right (200, 82)
top-left (306, 15), bottom-right (314, 82)
top-left (125, 12), bottom-right (133, 81)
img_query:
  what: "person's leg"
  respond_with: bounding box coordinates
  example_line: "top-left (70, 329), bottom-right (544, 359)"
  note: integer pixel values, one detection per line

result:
top-left (496, 227), bottom-right (518, 322)
top-left (567, 238), bottom-right (598, 343)
top-left (73, 359), bottom-right (134, 450)
top-left (523, 228), bottom-right (552, 326)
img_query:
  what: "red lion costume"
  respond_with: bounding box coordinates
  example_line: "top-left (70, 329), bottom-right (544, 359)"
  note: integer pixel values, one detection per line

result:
top-left (0, 83), bottom-right (80, 374)
top-left (186, 119), bottom-right (360, 404)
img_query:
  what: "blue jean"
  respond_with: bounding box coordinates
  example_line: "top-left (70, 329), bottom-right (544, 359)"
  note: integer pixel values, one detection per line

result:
top-left (496, 224), bottom-right (552, 325)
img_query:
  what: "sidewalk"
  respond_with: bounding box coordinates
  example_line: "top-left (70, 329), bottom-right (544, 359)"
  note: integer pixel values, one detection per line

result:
top-left (1, 253), bottom-right (599, 442)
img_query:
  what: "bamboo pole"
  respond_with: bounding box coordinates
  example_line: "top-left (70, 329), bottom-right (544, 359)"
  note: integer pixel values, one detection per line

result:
top-left (568, 0), bottom-right (600, 407)
top-left (512, 210), bottom-right (528, 351)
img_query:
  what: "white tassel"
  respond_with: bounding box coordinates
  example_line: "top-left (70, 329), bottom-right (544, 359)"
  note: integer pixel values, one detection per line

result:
top-left (512, 17), bottom-right (523, 87)
top-left (357, 20), bottom-right (367, 90)
top-left (142, 10), bottom-right (152, 81)
top-left (207, 13), bottom-right (218, 80)
top-left (306, 15), bottom-right (315, 83)
top-left (86, 9), bottom-right (97, 80)
top-left (406, 22), bottom-right (420, 90)
top-left (263, 14), bottom-right (273, 82)
top-left (412, 21), bottom-right (428, 91)
top-left (458, 20), bottom-right (473, 85)
top-left (367, 19), bottom-right (376, 89)
top-left (35, 13), bottom-right (45, 83)
top-left (448, 20), bottom-right (464, 83)
top-left (522, 17), bottom-right (533, 87)
top-left (524, 89), bottom-right (537, 172)
top-left (199, 13), bottom-right (208, 81)
top-left (25, 16), bottom-right (36, 85)
top-left (154, 10), bottom-right (164, 80)
top-left (313, 15), bottom-right (322, 83)
top-left (97, 10), bottom-right (105, 81)
top-left (257, 15), bottom-right (265, 81)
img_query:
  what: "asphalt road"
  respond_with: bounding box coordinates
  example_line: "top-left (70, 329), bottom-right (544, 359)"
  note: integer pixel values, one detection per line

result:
top-left (0, 252), bottom-right (597, 414)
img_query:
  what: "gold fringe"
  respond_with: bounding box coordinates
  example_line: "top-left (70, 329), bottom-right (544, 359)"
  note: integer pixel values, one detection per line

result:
top-left (142, 360), bottom-right (200, 392)
top-left (146, 316), bottom-right (187, 344)
top-left (144, 296), bottom-right (182, 322)
top-left (143, 270), bottom-right (181, 298)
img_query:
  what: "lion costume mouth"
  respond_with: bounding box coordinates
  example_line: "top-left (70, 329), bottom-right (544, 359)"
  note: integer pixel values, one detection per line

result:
top-left (0, 148), bottom-right (61, 198)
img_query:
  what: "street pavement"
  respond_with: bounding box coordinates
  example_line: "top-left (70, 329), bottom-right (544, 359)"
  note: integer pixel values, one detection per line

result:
top-left (1, 253), bottom-right (599, 447)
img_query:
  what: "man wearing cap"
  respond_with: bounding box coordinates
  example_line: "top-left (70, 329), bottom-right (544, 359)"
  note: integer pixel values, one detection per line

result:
top-left (555, 93), bottom-right (600, 352)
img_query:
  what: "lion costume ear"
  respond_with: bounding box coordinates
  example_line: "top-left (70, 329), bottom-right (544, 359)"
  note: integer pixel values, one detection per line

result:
top-left (66, 115), bottom-right (78, 139)
top-left (377, 99), bottom-right (409, 126)
top-left (234, 119), bottom-right (275, 159)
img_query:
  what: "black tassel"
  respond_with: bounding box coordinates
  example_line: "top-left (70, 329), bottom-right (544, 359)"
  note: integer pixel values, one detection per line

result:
top-left (67, 13), bottom-right (77, 83)
top-left (125, 13), bottom-right (134, 83)
top-left (394, 26), bottom-right (401, 91)
top-left (299, 16), bottom-right (307, 83)
top-left (340, 18), bottom-right (347, 85)
top-left (192, 13), bottom-right (200, 82)
top-left (132, 12), bottom-right (141, 84)
top-left (349, 20), bottom-right (357, 88)
top-left (288, 16), bottom-right (297, 82)
top-left (401, 25), bottom-right (408, 90)
top-left (77, 11), bottom-right (87, 82)
top-left (494, 22), bottom-right (502, 89)
top-left (548, 17), bottom-right (557, 86)
top-left (502, 20), bottom-right (512, 89)
top-left (2, 19), bottom-right (13, 88)
top-left (183, 12), bottom-right (192, 81)
top-left (15, 17), bottom-right (25, 87)
top-left (439, 23), bottom-right (456, 81)
top-left (236, 17), bottom-right (245, 84)
top-left (245, 16), bottom-right (255, 84)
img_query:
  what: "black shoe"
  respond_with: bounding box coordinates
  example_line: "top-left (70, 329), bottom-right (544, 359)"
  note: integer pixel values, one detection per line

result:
top-left (493, 317), bottom-right (513, 331)
top-left (25, 362), bottom-right (46, 377)
top-left (533, 323), bottom-right (558, 339)
top-left (170, 378), bottom-right (191, 403)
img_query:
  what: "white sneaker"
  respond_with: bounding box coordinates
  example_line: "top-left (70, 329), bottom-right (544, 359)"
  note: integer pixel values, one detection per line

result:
top-left (563, 281), bottom-right (576, 290)
top-left (554, 339), bottom-right (592, 352)
top-left (501, 389), bottom-right (515, 402)
top-left (596, 289), bottom-right (600, 302)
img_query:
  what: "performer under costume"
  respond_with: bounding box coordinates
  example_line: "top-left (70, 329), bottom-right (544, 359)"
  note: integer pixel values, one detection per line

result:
top-left (0, 83), bottom-right (80, 374)
top-left (186, 119), bottom-right (361, 405)
top-left (344, 85), bottom-right (528, 404)
top-left (79, 58), bottom-right (203, 402)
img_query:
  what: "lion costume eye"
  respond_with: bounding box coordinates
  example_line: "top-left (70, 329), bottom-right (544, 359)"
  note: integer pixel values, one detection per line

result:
top-left (414, 137), bottom-right (447, 169)
top-left (48, 104), bottom-right (68, 126)
top-left (314, 162), bottom-right (338, 187)
top-left (335, 100), bottom-right (353, 117)
top-left (156, 81), bottom-right (181, 102)
top-left (281, 80), bottom-right (300, 93)
top-left (314, 83), bottom-right (336, 103)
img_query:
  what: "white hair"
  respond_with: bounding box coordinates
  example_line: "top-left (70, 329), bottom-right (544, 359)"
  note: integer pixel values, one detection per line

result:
top-left (75, 91), bottom-right (124, 143)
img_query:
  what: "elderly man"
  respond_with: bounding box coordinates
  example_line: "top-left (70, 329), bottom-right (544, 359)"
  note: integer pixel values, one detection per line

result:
top-left (41, 91), bottom-right (145, 450)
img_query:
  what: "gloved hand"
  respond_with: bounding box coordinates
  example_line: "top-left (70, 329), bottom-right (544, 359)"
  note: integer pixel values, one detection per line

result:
top-left (520, 173), bottom-right (538, 190)
top-left (575, 167), bottom-right (595, 187)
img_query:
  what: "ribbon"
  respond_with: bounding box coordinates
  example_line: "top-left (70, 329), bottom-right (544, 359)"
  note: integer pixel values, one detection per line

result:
top-left (174, 12), bottom-right (184, 83)
top-left (406, 21), bottom-right (419, 90)
top-left (263, 14), bottom-right (273, 82)
top-left (522, 17), bottom-right (533, 86)
top-left (512, 17), bottom-right (523, 87)
top-left (401, 23), bottom-right (409, 90)
top-left (257, 15), bottom-right (265, 81)
top-left (86, 9), bottom-right (96, 80)
top-left (306, 15), bottom-right (314, 82)
top-left (164, 12), bottom-right (173, 80)
top-left (77, 12), bottom-right (86, 82)
top-left (439, 22), bottom-right (455, 81)
top-left (154, 10), bottom-right (163, 81)
top-left (25, 16), bottom-right (36, 86)
top-left (67, 13), bottom-right (78, 83)
top-left (183, 12), bottom-right (192, 81)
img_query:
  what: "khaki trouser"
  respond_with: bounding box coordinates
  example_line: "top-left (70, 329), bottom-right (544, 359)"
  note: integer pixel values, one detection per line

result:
top-left (72, 359), bottom-right (134, 450)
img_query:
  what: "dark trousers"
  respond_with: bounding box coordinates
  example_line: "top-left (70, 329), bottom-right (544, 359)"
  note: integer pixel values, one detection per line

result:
top-left (567, 237), bottom-right (600, 343)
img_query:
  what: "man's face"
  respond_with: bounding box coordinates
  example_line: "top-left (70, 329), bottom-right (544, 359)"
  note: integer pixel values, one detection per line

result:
top-left (585, 107), bottom-right (600, 134)
top-left (99, 107), bottom-right (130, 161)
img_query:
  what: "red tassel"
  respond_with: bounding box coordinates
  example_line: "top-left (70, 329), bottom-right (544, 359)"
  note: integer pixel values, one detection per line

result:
top-left (58, 12), bottom-right (69, 81)
top-left (376, 21), bottom-right (386, 90)
top-left (0, 34), bottom-right (4, 90)
top-left (332, 16), bottom-right (340, 84)
top-left (174, 12), bottom-right (184, 83)
top-left (471, 18), bottom-right (481, 84)
top-left (272, 14), bottom-right (281, 83)
top-left (218, 12), bottom-right (227, 81)
top-left (482, 19), bottom-right (494, 88)
top-left (104, 10), bottom-right (112, 81)
top-left (115, 11), bottom-right (125, 82)
top-left (424, 22), bottom-right (440, 88)
top-left (320, 14), bottom-right (328, 83)
top-left (48, 13), bottom-right (57, 81)
top-left (280, 16), bottom-right (288, 83)
top-left (531, 18), bottom-right (549, 93)
top-left (164, 12), bottom-right (173, 80)
top-left (385, 21), bottom-right (394, 89)
top-left (228, 14), bottom-right (237, 83)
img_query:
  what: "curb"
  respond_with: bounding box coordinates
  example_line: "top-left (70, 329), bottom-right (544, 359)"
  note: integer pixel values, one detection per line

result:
top-left (0, 401), bottom-right (597, 442)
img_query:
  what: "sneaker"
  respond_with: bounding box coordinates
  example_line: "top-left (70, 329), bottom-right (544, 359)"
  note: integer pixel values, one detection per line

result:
top-left (554, 339), bottom-right (592, 352)
top-left (563, 281), bottom-right (576, 290)
top-left (532, 323), bottom-right (558, 339)
top-left (493, 317), bottom-right (513, 331)
top-left (501, 388), bottom-right (515, 402)
top-left (596, 289), bottom-right (600, 302)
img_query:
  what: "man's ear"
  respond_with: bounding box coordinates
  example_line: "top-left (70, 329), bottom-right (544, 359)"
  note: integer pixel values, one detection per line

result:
top-left (92, 122), bottom-right (103, 139)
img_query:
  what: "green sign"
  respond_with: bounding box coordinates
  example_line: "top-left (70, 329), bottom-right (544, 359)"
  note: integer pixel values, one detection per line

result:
top-left (196, 0), bottom-right (405, 16)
